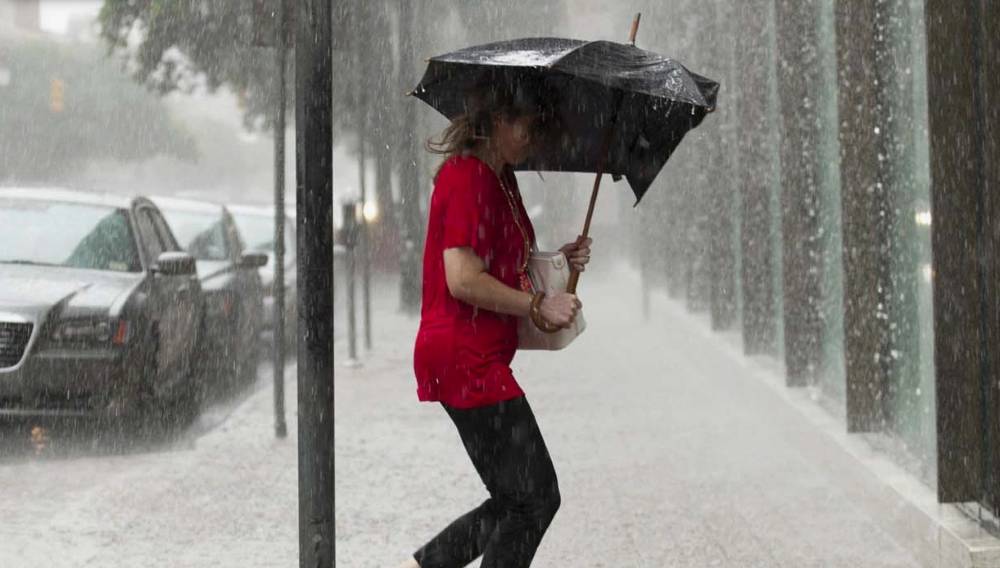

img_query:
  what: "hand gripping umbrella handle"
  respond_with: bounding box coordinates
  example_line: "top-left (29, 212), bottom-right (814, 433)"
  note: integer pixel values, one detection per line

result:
top-left (567, 12), bottom-right (641, 296)
top-left (566, 162), bottom-right (608, 294)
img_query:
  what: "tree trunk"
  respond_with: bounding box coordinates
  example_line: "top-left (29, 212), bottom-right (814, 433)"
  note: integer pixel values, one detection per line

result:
top-left (365, 2), bottom-right (399, 270)
top-left (397, 0), bottom-right (423, 314)
top-left (706, 0), bottom-right (738, 331)
top-left (835, 0), bottom-right (892, 432)
top-left (774, 0), bottom-right (824, 386)
top-left (737, 0), bottom-right (778, 356)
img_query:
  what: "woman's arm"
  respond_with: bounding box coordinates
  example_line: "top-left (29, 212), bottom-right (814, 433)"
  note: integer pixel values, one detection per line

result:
top-left (443, 247), bottom-right (532, 317)
top-left (443, 247), bottom-right (581, 326)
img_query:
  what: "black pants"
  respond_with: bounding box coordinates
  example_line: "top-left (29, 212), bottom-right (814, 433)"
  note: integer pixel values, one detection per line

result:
top-left (414, 396), bottom-right (560, 568)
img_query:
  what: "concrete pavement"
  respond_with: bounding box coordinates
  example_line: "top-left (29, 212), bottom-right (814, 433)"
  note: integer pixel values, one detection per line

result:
top-left (334, 270), bottom-right (922, 567)
top-left (0, 267), bottom-right (924, 567)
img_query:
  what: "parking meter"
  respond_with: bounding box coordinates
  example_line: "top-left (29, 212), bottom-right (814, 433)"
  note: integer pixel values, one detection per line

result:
top-left (341, 202), bottom-right (359, 249)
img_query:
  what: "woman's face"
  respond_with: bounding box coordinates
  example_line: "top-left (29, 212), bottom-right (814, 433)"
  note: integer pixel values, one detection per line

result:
top-left (493, 113), bottom-right (538, 166)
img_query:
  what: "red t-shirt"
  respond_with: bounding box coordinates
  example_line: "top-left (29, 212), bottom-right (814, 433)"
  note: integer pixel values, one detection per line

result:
top-left (413, 155), bottom-right (535, 409)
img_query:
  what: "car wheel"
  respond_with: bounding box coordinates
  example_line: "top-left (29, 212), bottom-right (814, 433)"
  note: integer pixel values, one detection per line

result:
top-left (168, 373), bottom-right (200, 427)
top-left (133, 331), bottom-right (169, 432)
top-left (147, 358), bottom-right (199, 433)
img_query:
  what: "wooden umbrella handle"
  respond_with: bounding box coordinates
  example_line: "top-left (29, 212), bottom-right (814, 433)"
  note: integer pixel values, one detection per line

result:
top-left (566, 162), bottom-right (608, 294)
top-left (567, 13), bottom-right (642, 296)
top-left (629, 13), bottom-right (642, 45)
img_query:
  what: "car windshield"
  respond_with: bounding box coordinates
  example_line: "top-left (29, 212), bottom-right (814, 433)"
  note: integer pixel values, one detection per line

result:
top-left (160, 209), bottom-right (229, 261)
top-left (0, 198), bottom-right (141, 272)
top-left (231, 212), bottom-right (295, 258)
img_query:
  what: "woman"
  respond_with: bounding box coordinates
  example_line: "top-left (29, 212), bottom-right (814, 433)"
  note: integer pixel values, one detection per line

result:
top-left (401, 85), bottom-right (592, 568)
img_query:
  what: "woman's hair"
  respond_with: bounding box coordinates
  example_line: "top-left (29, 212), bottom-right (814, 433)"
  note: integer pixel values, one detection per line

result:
top-left (426, 78), bottom-right (554, 176)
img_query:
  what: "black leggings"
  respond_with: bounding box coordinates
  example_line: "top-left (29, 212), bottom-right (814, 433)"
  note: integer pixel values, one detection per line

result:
top-left (414, 396), bottom-right (560, 568)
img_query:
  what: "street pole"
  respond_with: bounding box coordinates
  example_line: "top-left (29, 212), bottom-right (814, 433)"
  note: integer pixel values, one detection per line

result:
top-left (295, 0), bottom-right (334, 565)
top-left (342, 202), bottom-right (361, 367)
top-left (272, 0), bottom-right (288, 440)
top-left (357, 94), bottom-right (373, 351)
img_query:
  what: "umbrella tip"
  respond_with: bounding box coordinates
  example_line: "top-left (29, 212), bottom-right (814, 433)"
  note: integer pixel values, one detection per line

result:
top-left (629, 13), bottom-right (642, 45)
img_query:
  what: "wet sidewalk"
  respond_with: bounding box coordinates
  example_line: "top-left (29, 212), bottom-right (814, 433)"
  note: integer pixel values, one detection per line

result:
top-left (0, 371), bottom-right (299, 567)
top-left (334, 268), bottom-right (922, 567)
top-left (0, 266), bottom-right (922, 567)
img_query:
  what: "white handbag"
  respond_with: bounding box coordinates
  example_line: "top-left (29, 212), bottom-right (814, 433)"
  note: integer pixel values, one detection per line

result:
top-left (517, 251), bottom-right (586, 350)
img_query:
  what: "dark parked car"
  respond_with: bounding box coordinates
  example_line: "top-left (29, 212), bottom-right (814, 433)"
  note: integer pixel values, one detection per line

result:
top-left (151, 197), bottom-right (267, 389)
top-left (228, 204), bottom-right (297, 349)
top-left (0, 188), bottom-right (201, 418)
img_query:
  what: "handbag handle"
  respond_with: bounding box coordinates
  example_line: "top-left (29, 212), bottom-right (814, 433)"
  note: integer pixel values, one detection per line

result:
top-left (539, 319), bottom-right (564, 334)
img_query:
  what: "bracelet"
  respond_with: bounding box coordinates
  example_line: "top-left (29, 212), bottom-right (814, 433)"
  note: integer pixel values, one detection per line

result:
top-left (529, 292), bottom-right (562, 333)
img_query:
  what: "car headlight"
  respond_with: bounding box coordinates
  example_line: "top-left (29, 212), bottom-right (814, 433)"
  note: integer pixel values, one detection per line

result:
top-left (50, 319), bottom-right (130, 345)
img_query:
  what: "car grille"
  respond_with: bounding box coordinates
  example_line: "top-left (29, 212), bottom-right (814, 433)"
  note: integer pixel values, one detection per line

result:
top-left (0, 322), bottom-right (33, 368)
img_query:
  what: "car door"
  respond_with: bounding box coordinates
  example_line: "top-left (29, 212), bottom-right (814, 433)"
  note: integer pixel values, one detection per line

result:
top-left (134, 205), bottom-right (198, 388)
top-left (150, 208), bottom-right (200, 378)
top-left (223, 209), bottom-right (261, 352)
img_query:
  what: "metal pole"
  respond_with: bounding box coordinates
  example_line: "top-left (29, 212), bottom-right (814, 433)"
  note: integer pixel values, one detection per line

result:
top-left (358, 111), bottom-right (373, 350)
top-left (350, 2), bottom-right (372, 350)
top-left (295, 0), bottom-right (334, 564)
top-left (272, 0), bottom-right (288, 440)
top-left (343, 203), bottom-right (361, 366)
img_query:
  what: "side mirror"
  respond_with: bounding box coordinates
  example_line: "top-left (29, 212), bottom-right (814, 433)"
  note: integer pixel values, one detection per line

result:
top-left (153, 251), bottom-right (196, 276)
top-left (239, 252), bottom-right (269, 269)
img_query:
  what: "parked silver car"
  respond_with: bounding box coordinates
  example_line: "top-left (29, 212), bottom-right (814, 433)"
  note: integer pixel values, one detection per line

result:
top-left (228, 204), bottom-right (297, 350)
top-left (152, 197), bottom-right (267, 390)
top-left (0, 188), bottom-right (201, 419)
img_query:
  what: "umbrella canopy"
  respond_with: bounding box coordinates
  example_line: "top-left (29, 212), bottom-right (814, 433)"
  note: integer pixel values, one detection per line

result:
top-left (412, 37), bottom-right (720, 202)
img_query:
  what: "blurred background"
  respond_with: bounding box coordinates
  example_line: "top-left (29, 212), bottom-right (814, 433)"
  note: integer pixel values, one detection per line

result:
top-left (0, 1), bottom-right (997, 566)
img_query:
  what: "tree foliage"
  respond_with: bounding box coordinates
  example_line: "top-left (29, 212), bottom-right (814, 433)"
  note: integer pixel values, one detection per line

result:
top-left (98, 0), bottom-right (567, 133)
top-left (95, 0), bottom-right (566, 308)
top-left (0, 34), bottom-right (194, 182)
top-left (99, 0), bottom-right (288, 130)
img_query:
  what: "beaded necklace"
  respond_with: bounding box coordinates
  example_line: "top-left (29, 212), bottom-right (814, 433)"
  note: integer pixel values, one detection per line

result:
top-left (494, 169), bottom-right (534, 293)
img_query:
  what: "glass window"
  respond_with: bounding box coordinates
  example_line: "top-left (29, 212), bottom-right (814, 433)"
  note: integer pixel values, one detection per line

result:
top-left (231, 212), bottom-right (296, 260)
top-left (222, 214), bottom-right (244, 257)
top-left (0, 198), bottom-right (141, 272)
top-left (159, 209), bottom-right (230, 261)
top-left (150, 211), bottom-right (181, 252)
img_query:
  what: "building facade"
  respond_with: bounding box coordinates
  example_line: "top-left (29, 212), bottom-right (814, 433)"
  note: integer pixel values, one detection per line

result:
top-left (636, 0), bottom-right (999, 535)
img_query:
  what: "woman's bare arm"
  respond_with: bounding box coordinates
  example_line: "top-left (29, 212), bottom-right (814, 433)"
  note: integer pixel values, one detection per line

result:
top-left (443, 247), bottom-right (581, 327)
top-left (443, 247), bottom-right (532, 317)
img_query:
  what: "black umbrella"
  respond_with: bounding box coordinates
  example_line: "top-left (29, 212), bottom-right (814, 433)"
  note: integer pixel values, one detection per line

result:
top-left (411, 15), bottom-right (719, 291)
top-left (412, 36), bottom-right (717, 200)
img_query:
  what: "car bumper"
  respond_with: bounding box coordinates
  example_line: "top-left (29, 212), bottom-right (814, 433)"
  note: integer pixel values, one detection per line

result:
top-left (0, 348), bottom-right (138, 416)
